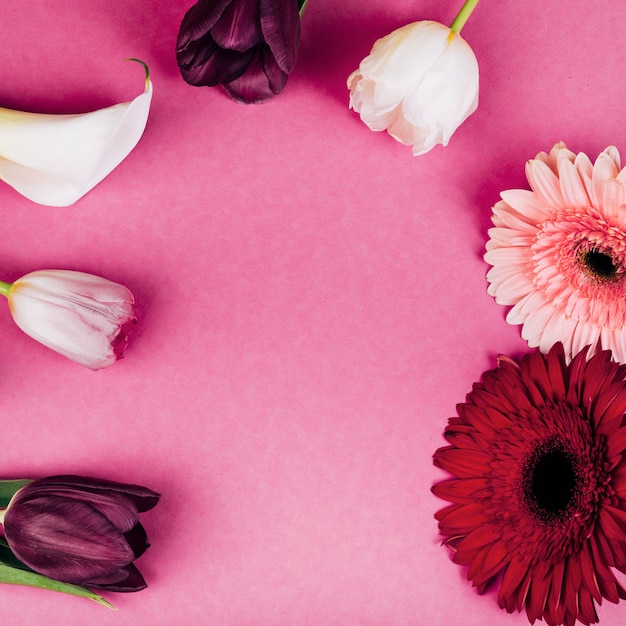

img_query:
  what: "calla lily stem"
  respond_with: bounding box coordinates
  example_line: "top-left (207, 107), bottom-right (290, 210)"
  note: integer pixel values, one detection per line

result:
top-left (450, 0), bottom-right (480, 33)
top-left (125, 58), bottom-right (150, 90)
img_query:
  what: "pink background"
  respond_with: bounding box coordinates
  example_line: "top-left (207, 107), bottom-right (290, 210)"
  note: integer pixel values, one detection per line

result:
top-left (1, 0), bottom-right (626, 624)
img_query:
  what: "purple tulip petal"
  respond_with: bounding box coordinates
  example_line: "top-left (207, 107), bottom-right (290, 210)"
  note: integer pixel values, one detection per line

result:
top-left (261, 45), bottom-right (290, 94)
top-left (211, 0), bottom-right (262, 51)
top-left (87, 563), bottom-right (147, 592)
top-left (124, 523), bottom-right (150, 559)
top-left (179, 42), bottom-right (256, 86)
top-left (30, 475), bottom-right (160, 512)
top-left (4, 499), bottom-right (135, 583)
top-left (27, 488), bottom-right (139, 532)
top-left (260, 0), bottom-right (300, 72)
top-left (177, 0), bottom-right (234, 48)
top-left (177, 0), bottom-right (258, 86)
top-left (224, 45), bottom-right (287, 103)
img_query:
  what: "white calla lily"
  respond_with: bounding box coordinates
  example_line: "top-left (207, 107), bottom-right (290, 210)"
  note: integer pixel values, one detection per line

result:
top-left (347, 1), bottom-right (480, 156)
top-left (0, 60), bottom-right (152, 206)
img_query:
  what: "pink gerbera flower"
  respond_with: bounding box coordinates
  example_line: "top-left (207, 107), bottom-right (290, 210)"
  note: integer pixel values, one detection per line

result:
top-left (485, 142), bottom-right (626, 362)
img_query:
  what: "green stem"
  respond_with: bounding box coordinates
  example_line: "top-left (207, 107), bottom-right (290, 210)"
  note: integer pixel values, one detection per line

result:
top-left (0, 281), bottom-right (12, 298)
top-left (124, 58), bottom-right (150, 90)
top-left (0, 480), bottom-right (32, 508)
top-left (0, 563), bottom-right (116, 609)
top-left (450, 0), bottom-right (480, 33)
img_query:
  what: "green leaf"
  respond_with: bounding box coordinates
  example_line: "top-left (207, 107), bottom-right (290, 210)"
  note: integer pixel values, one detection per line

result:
top-left (0, 538), bottom-right (32, 572)
top-left (297, 0), bottom-right (308, 16)
top-left (0, 562), bottom-right (116, 609)
top-left (0, 480), bottom-right (32, 508)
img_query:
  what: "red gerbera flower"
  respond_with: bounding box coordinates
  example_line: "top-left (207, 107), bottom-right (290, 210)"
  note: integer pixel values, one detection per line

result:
top-left (432, 343), bottom-right (626, 626)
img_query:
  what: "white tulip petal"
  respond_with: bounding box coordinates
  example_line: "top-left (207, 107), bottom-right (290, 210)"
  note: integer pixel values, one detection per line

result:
top-left (403, 33), bottom-right (478, 145)
top-left (359, 22), bottom-right (449, 113)
top-left (0, 65), bottom-right (152, 206)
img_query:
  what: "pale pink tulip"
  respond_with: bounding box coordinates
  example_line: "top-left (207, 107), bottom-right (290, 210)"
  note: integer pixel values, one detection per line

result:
top-left (0, 270), bottom-right (136, 369)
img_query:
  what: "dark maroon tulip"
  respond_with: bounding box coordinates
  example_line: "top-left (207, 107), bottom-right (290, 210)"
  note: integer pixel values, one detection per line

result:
top-left (176, 0), bottom-right (301, 103)
top-left (1, 475), bottom-right (160, 592)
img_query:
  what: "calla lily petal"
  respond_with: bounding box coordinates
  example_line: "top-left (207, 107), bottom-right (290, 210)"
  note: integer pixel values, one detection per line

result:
top-left (0, 61), bottom-right (152, 206)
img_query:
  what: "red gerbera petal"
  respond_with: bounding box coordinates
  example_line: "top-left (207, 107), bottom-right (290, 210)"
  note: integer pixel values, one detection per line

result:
top-left (593, 382), bottom-right (626, 433)
top-left (498, 557), bottom-right (530, 612)
top-left (433, 448), bottom-right (492, 478)
top-left (430, 478), bottom-right (488, 504)
top-left (527, 560), bottom-right (552, 623)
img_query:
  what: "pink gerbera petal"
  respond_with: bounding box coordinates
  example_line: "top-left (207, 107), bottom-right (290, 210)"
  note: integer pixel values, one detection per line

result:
top-left (557, 157), bottom-right (590, 208)
top-left (526, 158), bottom-right (566, 209)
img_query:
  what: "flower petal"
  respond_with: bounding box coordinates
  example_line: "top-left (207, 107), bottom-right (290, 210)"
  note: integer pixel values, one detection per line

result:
top-left (177, 0), bottom-right (234, 47)
top-left (224, 44), bottom-right (287, 103)
top-left (211, 0), bottom-right (263, 51)
top-left (260, 0), bottom-right (300, 73)
top-left (8, 270), bottom-right (137, 369)
top-left (402, 31), bottom-right (478, 146)
top-left (0, 67), bottom-right (152, 207)
top-left (525, 158), bottom-right (564, 209)
top-left (557, 156), bottom-right (590, 208)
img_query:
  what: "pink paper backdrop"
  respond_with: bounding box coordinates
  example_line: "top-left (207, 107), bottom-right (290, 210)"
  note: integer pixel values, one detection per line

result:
top-left (1, 0), bottom-right (625, 624)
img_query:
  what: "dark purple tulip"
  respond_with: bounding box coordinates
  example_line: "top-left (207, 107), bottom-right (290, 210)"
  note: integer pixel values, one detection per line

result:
top-left (1, 475), bottom-right (160, 592)
top-left (176, 0), bottom-right (301, 103)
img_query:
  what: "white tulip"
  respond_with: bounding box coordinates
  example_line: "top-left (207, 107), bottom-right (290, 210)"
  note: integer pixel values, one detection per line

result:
top-left (0, 60), bottom-right (152, 206)
top-left (347, 20), bottom-right (479, 156)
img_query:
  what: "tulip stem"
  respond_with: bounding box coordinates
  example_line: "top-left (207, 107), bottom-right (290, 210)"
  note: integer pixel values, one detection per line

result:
top-left (450, 0), bottom-right (480, 33)
top-left (0, 480), bottom-right (32, 508)
top-left (0, 281), bottom-right (11, 298)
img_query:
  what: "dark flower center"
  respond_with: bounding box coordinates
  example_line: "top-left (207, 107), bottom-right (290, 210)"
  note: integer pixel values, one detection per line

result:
top-left (580, 248), bottom-right (619, 281)
top-left (523, 438), bottom-right (580, 523)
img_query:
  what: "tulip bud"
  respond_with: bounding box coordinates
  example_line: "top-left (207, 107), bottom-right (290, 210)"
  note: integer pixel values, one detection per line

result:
top-left (176, 0), bottom-right (301, 104)
top-left (0, 270), bottom-right (137, 370)
top-left (347, 7), bottom-right (480, 156)
top-left (1, 476), bottom-right (160, 592)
